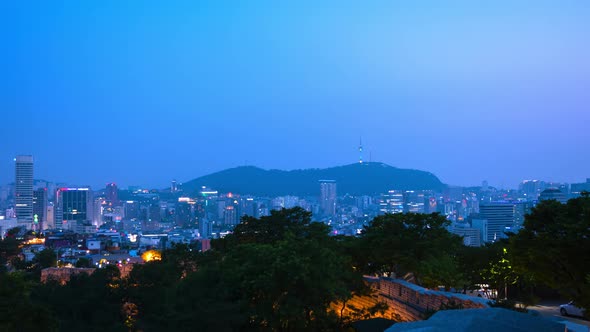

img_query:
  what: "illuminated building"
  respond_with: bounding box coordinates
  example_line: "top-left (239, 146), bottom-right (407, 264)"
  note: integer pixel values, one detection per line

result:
top-left (379, 190), bottom-right (404, 214)
top-left (33, 188), bottom-right (47, 229)
top-left (320, 180), bottom-right (337, 216)
top-left (403, 190), bottom-right (425, 213)
top-left (15, 155), bottom-right (34, 224)
top-left (105, 183), bottom-right (119, 207)
top-left (479, 203), bottom-right (516, 243)
top-left (55, 187), bottom-right (94, 230)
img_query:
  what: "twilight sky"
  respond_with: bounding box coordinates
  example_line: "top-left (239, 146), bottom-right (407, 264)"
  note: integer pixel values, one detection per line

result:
top-left (2, 1), bottom-right (590, 189)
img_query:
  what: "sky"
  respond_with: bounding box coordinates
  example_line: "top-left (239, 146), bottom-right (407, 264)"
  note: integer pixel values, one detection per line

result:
top-left (2, 0), bottom-right (590, 189)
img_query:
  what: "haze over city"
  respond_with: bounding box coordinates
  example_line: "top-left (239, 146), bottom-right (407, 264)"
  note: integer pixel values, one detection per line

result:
top-left (4, 1), bottom-right (590, 189)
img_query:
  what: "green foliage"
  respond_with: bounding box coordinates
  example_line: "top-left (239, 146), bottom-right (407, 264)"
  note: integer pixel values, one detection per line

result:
top-left (0, 272), bottom-right (57, 332)
top-left (357, 213), bottom-right (463, 282)
top-left (0, 228), bottom-right (24, 271)
top-left (509, 196), bottom-right (590, 312)
top-left (34, 248), bottom-right (57, 269)
top-left (32, 266), bottom-right (126, 332)
top-left (418, 255), bottom-right (466, 291)
top-left (75, 257), bottom-right (92, 268)
top-left (7, 199), bottom-right (590, 330)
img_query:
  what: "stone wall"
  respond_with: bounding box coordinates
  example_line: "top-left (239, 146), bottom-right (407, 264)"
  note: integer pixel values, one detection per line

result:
top-left (41, 267), bottom-right (96, 285)
top-left (334, 277), bottom-right (489, 323)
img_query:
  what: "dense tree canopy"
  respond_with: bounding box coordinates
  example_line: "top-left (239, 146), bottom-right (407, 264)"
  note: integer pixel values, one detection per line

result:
top-left (2, 200), bottom-right (590, 330)
top-left (509, 195), bottom-right (590, 313)
top-left (356, 213), bottom-right (464, 287)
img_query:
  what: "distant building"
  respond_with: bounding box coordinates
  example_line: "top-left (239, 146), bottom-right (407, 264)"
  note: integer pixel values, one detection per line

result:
top-left (45, 204), bottom-right (54, 229)
top-left (451, 225), bottom-right (482, 247)
top-left (199, 218), bottom-right (212, 239)
top-left (404, 191), bottom-right (425, 213)
top-left (124, 200), bottom-right (140, 220)
top-left (33, 188), bottom-right (47, 229)
top-left (571, 179), bottom-right (590, 196)
top-left (479, 203), bottom-right (516, 243)
top-left (15, 155), bottom-right (34, 224)
top-left (55, 187), bottom-right (94, 231)
top-left (471, 219), bottom-right (488, 244)
top-left (519, 180), bottom-right (543, 199)
top-left (538, 188), bottom-right (568, 204)
top-left (319, 180), bottom-right (337, 216)
top-left (379, 190), bottom-right (404, 214)
top-left (105, 183), bottom-right (119, 207)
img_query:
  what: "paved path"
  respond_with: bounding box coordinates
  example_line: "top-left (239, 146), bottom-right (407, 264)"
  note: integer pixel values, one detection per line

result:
top-left (531, 302), bottom-right (590, 331)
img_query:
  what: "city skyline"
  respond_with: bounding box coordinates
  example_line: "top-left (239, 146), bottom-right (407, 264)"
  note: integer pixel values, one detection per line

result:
top-left (1, 155), bottom-right (589, 191)
top-left (4, 1), bottom-right (590, 189)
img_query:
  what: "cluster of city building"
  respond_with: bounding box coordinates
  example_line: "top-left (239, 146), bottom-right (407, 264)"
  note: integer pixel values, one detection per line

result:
top-left (3, 155), bottom-right (590, 265)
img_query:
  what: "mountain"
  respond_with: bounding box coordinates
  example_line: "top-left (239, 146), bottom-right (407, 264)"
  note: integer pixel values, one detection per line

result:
top-left (182, 162), bottom-right (446, 197)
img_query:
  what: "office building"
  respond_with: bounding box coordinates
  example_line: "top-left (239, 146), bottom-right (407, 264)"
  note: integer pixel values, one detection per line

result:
top-left (105, 183), bottom-right (119, 207)
top-left (479, 203), bottom-right (516, 243)
top-left (451, 225), bottom-right (482, 247)
top-left (538, 188), bottom-right (567, 204)
top-left (571, 179), bottom-right (590, 196)
top-left (33, 188), bottom-right (47, 229)
top-left (55, 187), bottom-right (94, 230)
top-left (379, 190), bottom-right (404, 214)
top-left (15, 155), bottom-right (34, 223)
top-left (319, 180), bottom-right (337, 216)
top-left (404, 190), bottom-right (425, 213)
top-left (471, 219), bottom-right (488, 245)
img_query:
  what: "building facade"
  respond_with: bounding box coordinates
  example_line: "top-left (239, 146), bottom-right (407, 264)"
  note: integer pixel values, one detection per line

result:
top-left (15, 155), bottom-right (34, 224)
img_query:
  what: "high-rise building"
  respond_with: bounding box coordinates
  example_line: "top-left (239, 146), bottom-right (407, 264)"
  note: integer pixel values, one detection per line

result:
top-left (33, 188), bottom-right (47, 229)
top-left (379, 190), bottom-right (404, 214)
top-left (471, 219), bottom-right (488, 245)
top-left (479, 203), bottom-right (516, 243)
top-left (55, 187), bottom-right (93, 230)
top-left (319, 180), bottom-right (337, 217)
top-left (571, 179), bottom-right (590, 196)
top-left (105, 183), bottom-right (119, 207)
top-left (404, 190), bottom-right (425, 213)
top-left (538, 188), bottom-right (567, 204)
top-left (124, 200), bottom-right (140, 220)
top-left (46, 204), bottom-right (55, 229)
top-left (15, 155), bottom-right (34, 223)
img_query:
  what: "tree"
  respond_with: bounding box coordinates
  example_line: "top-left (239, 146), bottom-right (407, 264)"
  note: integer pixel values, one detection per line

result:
top-left (510, 196), bottom-right (590, 314)
top-left (32, 266), bottom-right (126, 332)
top-left (160, 208), bottom-right (366, 331)
top-left (0, 272), bottom-right (57, 331)
top-left (0, 227), bottom-right (24, 271)
top-left (75, 257), bottom-right (92, 268)
top-left (34, 248), bottom-right (57, 269)
top-left (357, 213), bottom-right (463, 286)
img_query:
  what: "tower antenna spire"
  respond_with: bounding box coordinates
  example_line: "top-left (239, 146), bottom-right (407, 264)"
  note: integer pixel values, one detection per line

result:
top-left (359, 137), bottom-right (363, 164)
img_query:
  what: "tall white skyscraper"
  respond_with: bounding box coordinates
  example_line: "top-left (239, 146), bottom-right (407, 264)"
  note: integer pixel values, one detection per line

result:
top-left (15, 155), bottom-right (34, 224)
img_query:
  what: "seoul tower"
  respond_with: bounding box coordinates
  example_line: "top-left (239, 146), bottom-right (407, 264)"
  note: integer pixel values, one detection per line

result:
top-left (358, 137), bottom-right (363, 164)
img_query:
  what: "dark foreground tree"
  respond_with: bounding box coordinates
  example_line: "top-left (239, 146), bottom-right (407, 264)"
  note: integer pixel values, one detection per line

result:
top-left (357, 213), bottom-right (463, 287)
top-left (510, 196), bottom-right (590, 314)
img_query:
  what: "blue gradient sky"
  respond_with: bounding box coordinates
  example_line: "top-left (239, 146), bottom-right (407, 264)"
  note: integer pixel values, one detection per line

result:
top-left (2, 1), bottom-right (590, 189)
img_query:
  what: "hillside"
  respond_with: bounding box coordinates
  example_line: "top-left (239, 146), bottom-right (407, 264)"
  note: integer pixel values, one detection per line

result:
top-left (182, 162), bottom-right (446, 196)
